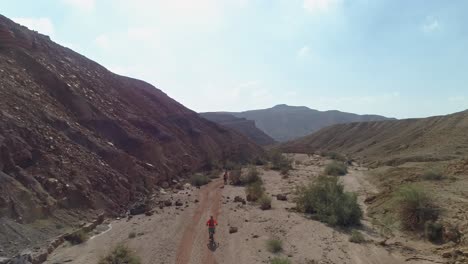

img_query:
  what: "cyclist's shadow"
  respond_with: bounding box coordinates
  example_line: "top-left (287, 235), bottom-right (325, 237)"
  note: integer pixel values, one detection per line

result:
top-left (207, 240), bottom-right (219, 252)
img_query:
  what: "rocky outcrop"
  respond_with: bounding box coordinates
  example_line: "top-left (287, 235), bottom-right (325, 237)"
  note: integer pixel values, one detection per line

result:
top-left (0, 13), bottom-right (262, 225)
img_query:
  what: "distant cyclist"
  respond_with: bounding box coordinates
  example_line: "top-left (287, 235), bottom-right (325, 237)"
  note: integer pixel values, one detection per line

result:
top-left (206, 216), bottom-right (218, 242)
top-left (223, 170), bottom-right (229, 185)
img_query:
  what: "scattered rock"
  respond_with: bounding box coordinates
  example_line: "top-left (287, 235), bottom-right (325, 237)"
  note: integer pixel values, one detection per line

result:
top-left (175, 200), bottom-right (183, 206)
top-left (229, 227), bottom-right (238, 234)
top-left (442, 250), bottom-right (453, 258)
top-left (164, 200), bottom-right (172, 207)
top-left (129, 202), bottom-right (148, 215)
top-left (364, 195), bottom-right (377, 204)
top-left (0, 258), bottom-right (10, 264)
top-left (145, 210), bottom-right (154, 216)
top-left (276, 194), bottom-right (287, 201)
top-left (194, 199), bottom-right (199, 203)
top-left (234, 196), bottom-right (246, 204)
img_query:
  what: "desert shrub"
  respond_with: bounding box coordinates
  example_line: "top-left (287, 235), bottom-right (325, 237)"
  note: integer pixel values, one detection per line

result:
top-left (424, 221), bottom-right (443, 243)
top-left (296, 176), bottom-right (362, 227)
top-left (224, 160), bottom-right (239, 170)
top-left (241, 166), bottom-right (262, 185)
top-left (324, 161), bottom-right (348, 176)
top-left (259, 194), bottom-right (272, 210)
top-left (98, 244), bottom-right (141, 264)
top-left (252, 156), bottom-right (267, 166)
top-left (349, 230), bottom-right (365, 243)
top-left (190, 173), bottom-right (210, 187)
top-left (128, 232), bottom-right (136, 239)
top-left (270, 258), bottom-right (291, 264)
top-left (67, 230), bottom-right (88, 245)
top-left (246, 181), bottom-right (264, 201)
top-left (394, 185), bottom-right (439, 231)
top-left (270, 151), bottom-right (293, 172)
top-left (266, 239), bottom-right (283, 253)
top-left (207, 169), bottom-right (221, 179)
top-left (230, 168), bottom-right (242, 185)
top-left (422, 170), bottom-right (444, 181)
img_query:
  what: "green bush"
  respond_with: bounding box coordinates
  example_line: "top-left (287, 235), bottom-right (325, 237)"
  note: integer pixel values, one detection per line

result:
top-left (422, 170), bottom-right (444, 181)
top-left (190, 173), bottom-right (210, 187)
top-left (349, 230), bottom-right (365, 243)
top-left (324, 161), bottom-right (348, 176)
top-left (246, 181), bottom-right (264, 202)
top-left (270, 151), bottom-right (293, 172)
top-left (207, 169), bottom-right (221, 179)
top-left (270, 258), bottom-right (291, 264)
top-left (67, 230), bottom-right (88, 245)
top-left (241, 166), bottom-right (262, 185)
top-left (224, 160), bottom-right (239, 170)
top-left (98, 244), bottom-right (141, 264)
top-left (230, 168), bottom-right (242, 185)
top-left (424, 221), bottom-right (443, 243)
top-left (296, 176), bottom-right (362, 227)
top-left (266, 239), bottom-right (283, 253)
top-left (259, 194), bottom-right (272, 210)
top-left (394, 185), bottom-right (439, 231)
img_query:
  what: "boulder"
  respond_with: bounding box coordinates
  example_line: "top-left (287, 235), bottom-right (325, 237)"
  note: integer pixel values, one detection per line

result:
top-left (276, 194), bottom-right (287, 201)
top-left (129, 202), bottom-right (147, 215)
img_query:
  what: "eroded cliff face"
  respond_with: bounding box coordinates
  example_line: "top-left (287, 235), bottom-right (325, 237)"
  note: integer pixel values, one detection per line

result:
top-left (0, 14), bottom-right (262, 223)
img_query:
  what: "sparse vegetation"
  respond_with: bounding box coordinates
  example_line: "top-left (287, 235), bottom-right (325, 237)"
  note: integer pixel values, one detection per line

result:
top-left (269, 151), bottom-right (293, 173)
top-left (67, 230), bottom-right (88, 245)
top-left (324, 161), bottom-right (348, 176)
top-left (424, 221), bottom-right (443, 243)
top-left (190, 173), bottom-right (210, 187)
top-left (230, 168), bottom-right (242, 185)
top-left (252, 156), bottom-right (267, 166)
top-left (394, 185), bottom-right (439, 231)
top-left (245, 180), bottom-right (264, 201)
top-left (422, 170), bottom-right (444, 181)
top-left (296, 176), bottom-right (362, 227)
top-left (207, 169), bottom-right (221, 179)
top-left (259, 194), bottom-right (272, 210)
top-left (270, 257), bottom-right (291, 264)
top-left (128, 232), bottom-right (136, 239)
top-left (98, 244), bottom-right (141, 264)
top-left (224, 160), bottom-right (239, 170)
top-left (266, 239), bottom-right (283, 253)
top-left (349, 230), bottom-right (365, 243)
top-left (241, 165), bottom-right (262, 185)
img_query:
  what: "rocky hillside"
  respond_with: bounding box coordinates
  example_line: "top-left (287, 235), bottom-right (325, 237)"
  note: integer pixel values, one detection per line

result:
top-left (0, 14), bottom-right (262, 224)
top-left (280, 110), bottom-right (468, 166)
top-left (200, 112), bottom-right (275, 146)
top-left (223, 104), bottom-right (392, 142)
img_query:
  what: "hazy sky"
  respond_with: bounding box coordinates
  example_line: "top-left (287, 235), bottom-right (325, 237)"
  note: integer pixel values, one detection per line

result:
top-left (3, 0), bottom-right (468, 118)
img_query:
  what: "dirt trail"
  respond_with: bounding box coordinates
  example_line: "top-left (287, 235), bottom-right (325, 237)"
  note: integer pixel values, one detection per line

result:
top-left (175, 179), bottom-right (223, 264)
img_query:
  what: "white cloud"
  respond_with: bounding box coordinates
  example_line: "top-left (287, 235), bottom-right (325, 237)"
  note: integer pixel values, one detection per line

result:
top-left (297, 45), bottom-right (310, 58)
top-left (422, 17), bottom-right (440, 33)
top-left (12, 17), bottom-right (55, 37)
top-left (303, 0), bottom-right (339, 14)
top-left (95, 34), bottom-right (110, 49)
top-left (62, 0), bottom-right (95, 12)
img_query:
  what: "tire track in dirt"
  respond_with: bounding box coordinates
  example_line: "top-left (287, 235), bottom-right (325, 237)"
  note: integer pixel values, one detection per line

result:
top-left (175, 179), bottom-right (223, 264)
top-left (202, 180), bottom-right (223, 264)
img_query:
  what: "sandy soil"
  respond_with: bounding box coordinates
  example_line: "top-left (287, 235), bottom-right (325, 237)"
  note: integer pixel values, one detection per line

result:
top-left (45, 154), bottom-right (444, 264)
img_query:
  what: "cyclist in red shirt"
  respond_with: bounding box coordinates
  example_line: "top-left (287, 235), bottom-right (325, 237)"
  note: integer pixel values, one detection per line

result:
top-left (206, 216), bottom-right (218, 242)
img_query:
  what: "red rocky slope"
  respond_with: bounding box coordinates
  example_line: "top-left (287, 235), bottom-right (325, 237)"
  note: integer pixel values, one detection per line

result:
top-left (0, 14), bottom-right (262, 223)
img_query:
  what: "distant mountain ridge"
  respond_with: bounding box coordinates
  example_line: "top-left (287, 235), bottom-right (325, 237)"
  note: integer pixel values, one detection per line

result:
top-left (280, 110), bottom-right (468, 166)
top-left (200, 112), bottom-right (275, 146)
top-left (210, 104), bottom-right (393, 142)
